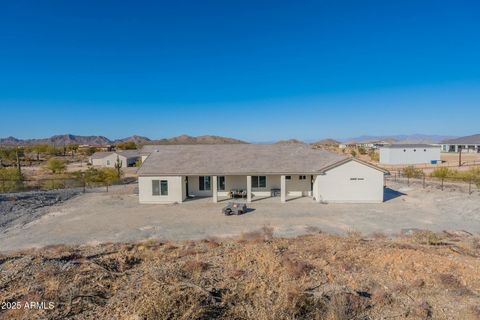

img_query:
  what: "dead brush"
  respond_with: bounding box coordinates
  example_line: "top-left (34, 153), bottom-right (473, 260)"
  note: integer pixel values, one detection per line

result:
top-left (281, 255), bottom-right (312, 279)
top-left (411, 230), bottom-right (444, 245)
top-left (183, 259), bottom-right (209, 274)
top-left (324, 292), bottom-right (367, 320)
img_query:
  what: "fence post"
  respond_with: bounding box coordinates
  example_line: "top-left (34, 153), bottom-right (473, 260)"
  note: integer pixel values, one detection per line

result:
top-left (441, 178), bottom-right (444, 191)
top-left (423, 173), bottom-right (425, 189)
top-left (469, 178), bottom-right (472, 195)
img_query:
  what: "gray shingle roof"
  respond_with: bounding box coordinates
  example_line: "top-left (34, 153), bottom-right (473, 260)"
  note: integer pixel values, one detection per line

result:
top-left (380, 144), bottom-right (439, 149)
top-left (90, 151), bottom-right (114, 159)
top-left (137, 144), bottom-right (349, 176)
top-left (441, 134), bottom-right (480, 145)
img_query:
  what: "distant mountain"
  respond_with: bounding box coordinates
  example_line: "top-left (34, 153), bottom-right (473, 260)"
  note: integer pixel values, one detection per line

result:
top-left (341, 134), bottom-right (456, 144)
top-left (312, 138), bottom-right (340, 146)
top-left (275, 139), bottom-right (306, 144)
top-left (0, 134), bottom-right (247, 146)
top-left (0, 134), bottom-right (111, 146)
top-left (149, 134), bottom-right (247, 145)
top-left (114, 135), bottom-right (152, 145)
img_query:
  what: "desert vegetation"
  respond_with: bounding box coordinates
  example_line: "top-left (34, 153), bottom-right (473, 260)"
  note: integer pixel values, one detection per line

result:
top-left (0, 230), bottom-right (479, 319)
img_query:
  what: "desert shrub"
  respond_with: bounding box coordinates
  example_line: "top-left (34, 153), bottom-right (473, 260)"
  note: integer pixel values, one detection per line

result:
top-left (412, 230), bottom-right (443, 245)
top-left (402, 166), bottom-right (423, 179)
top-left (183, 260), bottom-right (209, 274)
top-left (369, 150), bottom-right (379, 161)
top-left (0, 167), bottom-right (23, 192)
top-left (357, 146), bottom-right (367, 155)
top-left (281, 255), bottom-right (312, 279)
top-left (350, 150), bottom-right (357, 157)
top-left (430, 167), bottom-right (452, 179)
top-left (45, 158), bottom-right (66, 174)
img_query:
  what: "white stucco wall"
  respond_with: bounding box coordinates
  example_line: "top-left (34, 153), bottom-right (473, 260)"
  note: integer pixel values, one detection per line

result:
top-left (379, 147), bottom-right (441, 165)
top-left (314, 160), bottom-right (384, 203)
top-left (91, 153), bottom-right (138, 168)
top-left (138, 176), bottom-right (185, 204)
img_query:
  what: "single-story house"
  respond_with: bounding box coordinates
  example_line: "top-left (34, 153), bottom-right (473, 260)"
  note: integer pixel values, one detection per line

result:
top-left (89, 150), bottom-right (140, 168)
top-left (441, 134), bottom-right (480, 153)
top-left (137, 144), bottom-right (388, 204)
top-left (379, 144), bottom-right (441, 165)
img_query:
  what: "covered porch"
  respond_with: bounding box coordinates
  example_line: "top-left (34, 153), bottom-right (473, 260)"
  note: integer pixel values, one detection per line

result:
top-left (184, 174), bottom-right (315, 203)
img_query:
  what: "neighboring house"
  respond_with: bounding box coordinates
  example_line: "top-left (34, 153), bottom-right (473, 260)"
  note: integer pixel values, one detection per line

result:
top-left (137, 144), bottom-right (388, 204)
top-left (379, 144), bottom-right (441, 165)
top-left (440, 134), bottom-right (480, 153)
top-left (89, 150), bottom-right (140, 168)
top-left (139, 145), bottom-right (161, 162)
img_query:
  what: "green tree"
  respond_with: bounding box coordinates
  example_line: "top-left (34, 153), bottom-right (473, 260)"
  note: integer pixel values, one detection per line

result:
top-left (67, 144), bottom-right (79, 157)
top-left (368, 150), bottom-right (379, 162)
top-left (46, 158), bottom-right (66, 174)
top-left (116, 141), bottom-right (137, 150)
top-left (350, 150), bottom-right (357, 157)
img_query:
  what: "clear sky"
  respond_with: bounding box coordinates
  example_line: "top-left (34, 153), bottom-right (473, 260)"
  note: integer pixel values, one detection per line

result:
top-left (1, 0), bottom-right (479, 141)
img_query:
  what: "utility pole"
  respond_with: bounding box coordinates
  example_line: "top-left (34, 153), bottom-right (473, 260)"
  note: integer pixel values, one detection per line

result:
top-left (458, 146), bottom-right (462, 167)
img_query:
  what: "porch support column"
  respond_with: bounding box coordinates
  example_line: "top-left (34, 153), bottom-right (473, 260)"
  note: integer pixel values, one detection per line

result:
top-left (280, 175), bottom-right (286, 203)
top-left (246, 175), bottom-right (252, 203)
top-left (212, 176), bottom-right (218, 203)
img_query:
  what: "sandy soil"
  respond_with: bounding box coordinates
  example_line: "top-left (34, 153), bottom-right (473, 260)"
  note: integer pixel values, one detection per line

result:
top-left (1, 182), bottom-right (479, 252)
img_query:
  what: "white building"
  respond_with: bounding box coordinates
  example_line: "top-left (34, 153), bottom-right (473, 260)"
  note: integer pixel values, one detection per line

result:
top-left (137, 144), bottom-right (388, 204)
top-left (441, 134), bottom-right (480, 153)
top-left (379, 144), bottom-right (441, 165)
top-left (90, 150), bottom-right (140, 168)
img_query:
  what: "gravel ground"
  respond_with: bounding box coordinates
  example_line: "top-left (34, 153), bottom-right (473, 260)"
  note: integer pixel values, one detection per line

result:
top-left (0, 183), bottom-right (479, 251)
top-left (0, 189), bottom-right (82, 231)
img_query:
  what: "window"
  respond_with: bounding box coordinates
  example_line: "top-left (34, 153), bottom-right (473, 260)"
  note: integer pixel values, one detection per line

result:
top-left (285, 176), bottom-right (291, 180)
top-left (152, 180), bottom-right (160, 195)
top-left (299, 175), bottom-right (306, 180)
top-left (199, 176), bottom-right (211, 191)
top-left (152, 180), bottom-right (168, 196)
top-left (252, 176), bottom-right (267, 188)
top-left (106, 160), bottom-right (110, 165)
top-left (160, 180), bottom-right (168, 195)
top-left (218, 176), bottom-right (225, 191)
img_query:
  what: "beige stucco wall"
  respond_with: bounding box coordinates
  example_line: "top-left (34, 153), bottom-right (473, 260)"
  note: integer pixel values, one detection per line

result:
top-left (138, 176), bottom-right (185, 204)
top-left (314, 161), bottom-right (384, 203)
top-left (91, 153), bottom-right (137, 168)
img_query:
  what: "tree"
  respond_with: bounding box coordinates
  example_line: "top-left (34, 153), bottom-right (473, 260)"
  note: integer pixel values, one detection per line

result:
top-left (430, 167), bottom-right (451, 190)
top-left (350, 150), bottom-right (357, 157)
top-left (368, 150), bottom-right (379, 162)
top-left (67, 144), bottom-right (79, 157)
top-left (30, 144), bottom-right (49, 161)
top-left (402, 166), bottom-right (423, 185)
top-left (357, 146), bottom-right (367, 155)
top-left (46, 158), bottom-right (66, 174)
top-left (116, 141), bottom-right (137, 150)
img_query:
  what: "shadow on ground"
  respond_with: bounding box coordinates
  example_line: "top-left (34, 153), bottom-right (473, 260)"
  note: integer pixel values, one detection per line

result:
top-left (384, 187), bottom-right (406, 202)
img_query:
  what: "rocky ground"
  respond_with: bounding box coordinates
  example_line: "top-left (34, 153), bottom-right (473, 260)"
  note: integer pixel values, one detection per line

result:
top-left (0, 230), bottom-right (479, 319)
top-left (0, 189), bottom-right (81, 231)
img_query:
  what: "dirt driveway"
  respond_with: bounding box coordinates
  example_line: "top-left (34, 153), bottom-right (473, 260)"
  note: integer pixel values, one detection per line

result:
top-left (1, 183), bottom-right (479, 251)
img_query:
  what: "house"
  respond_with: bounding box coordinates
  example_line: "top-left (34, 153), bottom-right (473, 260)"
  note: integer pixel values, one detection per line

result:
top-left (440, 134), bottom-right (480, 153)
top-left (137, 144), bottom-right (388, 204)
top-left (379, 144), bottom-right (441, 165)
top-left (89, 150), bottom-right (140, 168)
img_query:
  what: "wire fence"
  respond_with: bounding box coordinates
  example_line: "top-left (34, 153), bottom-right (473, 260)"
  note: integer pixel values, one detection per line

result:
top-left (385, 171), bottom-right (480, 194)
top-left (380, 159), bottom-right (480, 171)
top-left (0, 177), bottom-right (137, 194)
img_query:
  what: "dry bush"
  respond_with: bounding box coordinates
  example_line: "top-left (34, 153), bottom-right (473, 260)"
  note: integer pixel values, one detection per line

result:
top-left (346, 229), bottom-right (362, 240)
top-left (183, 259), bottom-right (209, 274)
top-left (281, 255), bottom-right (312, 279)
top-left (371, 288), bottom-right (393, 306)
top-left (409, 301), bottom-right (432, 319)
top-left (370, 231), bottom-right (387, 240)
top-left (324, 293), bottom-right (367, 320)
top-left (412, 230), bottom-right (444, 245)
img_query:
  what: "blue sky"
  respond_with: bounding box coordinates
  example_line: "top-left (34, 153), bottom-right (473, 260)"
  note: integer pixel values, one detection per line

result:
top-left (1, 0), bottom-right (479, 141)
